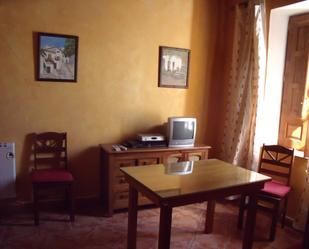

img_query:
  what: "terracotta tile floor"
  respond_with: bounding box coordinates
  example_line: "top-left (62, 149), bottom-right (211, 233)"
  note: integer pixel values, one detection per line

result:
top-left (0, 200), bottom-right (303, 249)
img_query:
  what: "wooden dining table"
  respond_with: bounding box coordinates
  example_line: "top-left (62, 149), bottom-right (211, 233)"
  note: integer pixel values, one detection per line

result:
top-left (120, 159), bottom-right (271, 249)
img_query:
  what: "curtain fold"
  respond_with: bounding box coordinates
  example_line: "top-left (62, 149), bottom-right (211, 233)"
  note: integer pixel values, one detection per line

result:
top-left (220, 0), bottom-right (266, 170)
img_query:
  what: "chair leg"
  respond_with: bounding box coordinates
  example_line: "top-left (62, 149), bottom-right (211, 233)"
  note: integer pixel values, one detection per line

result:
top-left (269, 201), bottom-right (279, 241)
top-left (281, 197), bottom-right (288, 228)
top-left (33, 185), bottom-right (39, 226)
top-left (65, 188), bottom-right (70, 210)
top-left (238, 194), bottom-right (246, 229)
top-left (68, 185), bottom-right (74, 222)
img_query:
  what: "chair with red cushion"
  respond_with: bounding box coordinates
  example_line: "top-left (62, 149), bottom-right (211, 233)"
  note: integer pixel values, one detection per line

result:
top-left (31, 132), bottom-right (74, 225)
top-left (238, 144), bottom-right (294, 241)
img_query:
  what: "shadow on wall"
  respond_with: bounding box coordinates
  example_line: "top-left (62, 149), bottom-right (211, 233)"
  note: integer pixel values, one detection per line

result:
top-left (69, 146), bottom-right (101, 199)
top-left (186, 0), bottom-right (223, 153)
top-left (32, 32), bottom-right (38, 81)
top-left (17, 133), bottom-right (35, 201)
top-left (17, 134), bottom-right (101, 202)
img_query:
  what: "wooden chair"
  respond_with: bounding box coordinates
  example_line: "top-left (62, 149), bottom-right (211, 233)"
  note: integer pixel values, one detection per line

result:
top-left (31, 132), bottom-right (74, 225)
top-left (238, 144), bottom-right (294, 241)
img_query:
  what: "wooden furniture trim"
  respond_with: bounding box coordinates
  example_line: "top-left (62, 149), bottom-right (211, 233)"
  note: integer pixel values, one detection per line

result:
top-left (100, 144), bottom-right (211, 217)
top-left (122, 169), bottom-right (266, 207)
top-left (100, 144), bottom-right (211, 154)
top-left (123, 160), bottom-right (270, 249)
top-left (238, 144), bottom-right (294, 241)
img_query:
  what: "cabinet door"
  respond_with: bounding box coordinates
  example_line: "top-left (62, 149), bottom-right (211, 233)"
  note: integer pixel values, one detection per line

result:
top-left (183, 150), bottom-right (208, 161)
top-left (164, 152), bottom-right (183, 164)
top-left (187, 152), bottom-right (205, 161)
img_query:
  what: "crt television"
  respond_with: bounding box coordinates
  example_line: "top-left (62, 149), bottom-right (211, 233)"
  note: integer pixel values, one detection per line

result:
top-left (167, 117), bottom-right (196, 147)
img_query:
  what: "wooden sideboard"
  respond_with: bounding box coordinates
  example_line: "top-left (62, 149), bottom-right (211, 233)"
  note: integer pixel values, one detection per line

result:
top-left (100, 144), bottom-right (211, 216)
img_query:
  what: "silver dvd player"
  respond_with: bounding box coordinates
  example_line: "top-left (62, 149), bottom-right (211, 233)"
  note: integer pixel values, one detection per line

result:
top-left (137, 133), bottom-right (165, 142)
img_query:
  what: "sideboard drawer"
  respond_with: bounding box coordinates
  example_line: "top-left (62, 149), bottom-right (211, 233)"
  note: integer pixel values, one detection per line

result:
top-left (137, 157), bottom-right (160, 166)
top-left (114, 191), bottom-right (129, 209)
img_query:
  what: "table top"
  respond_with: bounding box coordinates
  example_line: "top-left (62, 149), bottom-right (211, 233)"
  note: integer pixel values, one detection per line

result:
top-left (120, 159), bottom-right (271, 200)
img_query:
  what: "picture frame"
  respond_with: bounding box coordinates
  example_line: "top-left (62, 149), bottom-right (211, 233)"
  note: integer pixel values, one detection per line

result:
top-left (158, 46), bottom-right (190, 88)
top-left (37, 32), bottom-right (79, 82)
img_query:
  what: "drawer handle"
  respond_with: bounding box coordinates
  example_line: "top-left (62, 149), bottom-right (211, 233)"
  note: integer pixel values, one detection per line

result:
top-left (119, 163), bottom-right (131, 167)
top-left (119, 193), bottom-right (128, 199)
top-left (119, 178), bottom-right (127, 184)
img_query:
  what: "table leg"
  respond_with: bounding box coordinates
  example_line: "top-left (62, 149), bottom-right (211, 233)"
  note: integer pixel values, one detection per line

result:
top-left (158, 204), bottom-right (172, 249)
top-left (243, 193), bottom-right (257, 249)
top-left (127, 185), bottom-right (138, 249)
top-left (205, 200), bottom-right (216, 233)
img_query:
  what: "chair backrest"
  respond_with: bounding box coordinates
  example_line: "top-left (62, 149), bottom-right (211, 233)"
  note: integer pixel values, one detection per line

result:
top-left (33, 132), bottom-right (68, 170)
top-left (258, 144), bottom-right (294, 186)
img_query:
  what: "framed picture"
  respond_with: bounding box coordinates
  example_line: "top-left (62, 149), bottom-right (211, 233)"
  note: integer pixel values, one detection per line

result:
top-left (37, 32), bottom-right (78, 82)
top-left (158, 46), bottom-right (190, 88)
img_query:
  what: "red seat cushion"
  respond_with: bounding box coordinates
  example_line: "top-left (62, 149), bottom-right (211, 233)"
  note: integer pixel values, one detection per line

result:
top-left (31, 169), bottom-right (73, 183)
top-left (261, 181), bottom-right (291, 198)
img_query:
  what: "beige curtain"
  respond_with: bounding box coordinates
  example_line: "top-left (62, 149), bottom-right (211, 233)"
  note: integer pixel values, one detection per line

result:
top-left (220, 0), bottom-right (266, 169)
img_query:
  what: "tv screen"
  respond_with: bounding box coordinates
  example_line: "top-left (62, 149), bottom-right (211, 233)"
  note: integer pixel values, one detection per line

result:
top-left (167, 117), bottom-right (196, 147)
top-left (173, 121), bottom-right (195, 139)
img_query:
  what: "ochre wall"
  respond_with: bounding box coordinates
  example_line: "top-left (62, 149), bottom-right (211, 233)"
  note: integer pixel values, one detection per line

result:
top-left (0, 0), bottom-right (222, 200)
